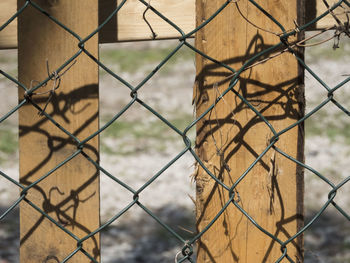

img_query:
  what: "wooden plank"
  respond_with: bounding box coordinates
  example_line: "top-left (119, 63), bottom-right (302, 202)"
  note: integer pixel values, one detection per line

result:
top-left (194, 0), bottom-right (304, 262)
top-left (0, 0), bottom-right (195, 49)
top-left (0, 0), bottom-right (17, 49)
top-left (18, 0), bottom-right (100, 262)
top-left (307, 0), bottom-right (350, 29)
top-left (99, 0), bottom-right (195, 43)
top-left (1, 0), bottom-right (348, 49)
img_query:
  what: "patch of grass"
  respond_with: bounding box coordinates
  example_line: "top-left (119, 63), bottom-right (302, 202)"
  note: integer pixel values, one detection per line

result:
top-left (171, 115), bottom-right (196, 131)
top-left (100, 113), bottom-right (195, 155)
top-left (0, 129), bottom-right (17, 154)
top-left (306, 112), bottom-right (350, 144)
top-left (0, 128), bottom-right (17, 164)
top-left (100, 46), bottom-right (194, 73)
top-left (100, 142), bottom-right (116, 156)
top-left (101, 113), bottom-right (194, 140)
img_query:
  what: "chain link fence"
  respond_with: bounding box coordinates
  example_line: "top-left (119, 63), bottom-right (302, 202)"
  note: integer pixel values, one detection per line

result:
top-left (0, 0), bottom-right (350, 262)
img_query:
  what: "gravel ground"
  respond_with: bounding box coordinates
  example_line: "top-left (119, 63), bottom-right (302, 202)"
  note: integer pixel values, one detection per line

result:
top-left (0, 34), bottom-right (350, 262)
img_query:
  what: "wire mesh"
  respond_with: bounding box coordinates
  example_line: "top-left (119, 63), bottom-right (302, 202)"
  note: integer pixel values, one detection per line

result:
top-left (0, 0), bottom-right (350, 262)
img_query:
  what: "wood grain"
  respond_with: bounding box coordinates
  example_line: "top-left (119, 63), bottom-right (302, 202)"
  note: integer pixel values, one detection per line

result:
top-left (307, 0), bottom-right (350, 29)
top-left (0, 0), bottom-right (195, 49)
top-left (18, 0), bottom-right (100, 262)
top-left (0, 0), bottom-right (17, 49)
top-left (99, 0), bottom-right (195, 43)
top-left (1, 0), bottom-right (346, 49)
top-left (194, 0), bottom-right (304, 262)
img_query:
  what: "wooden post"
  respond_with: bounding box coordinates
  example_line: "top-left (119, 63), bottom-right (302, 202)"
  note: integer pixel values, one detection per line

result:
top-left (195, 0), bottom-right (304, 262)
top-left (18, 0), bottom-right (99, 262)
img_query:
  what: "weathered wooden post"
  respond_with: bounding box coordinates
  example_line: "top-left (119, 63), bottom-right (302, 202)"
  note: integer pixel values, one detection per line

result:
top-left (195, 0), bottom-right (304, 262)
top-left (18, 0), bottom-right (99, 261)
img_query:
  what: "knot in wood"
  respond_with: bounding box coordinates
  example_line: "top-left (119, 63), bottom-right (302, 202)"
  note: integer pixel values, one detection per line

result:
top-left (43, 255), bottom-right (59, 263)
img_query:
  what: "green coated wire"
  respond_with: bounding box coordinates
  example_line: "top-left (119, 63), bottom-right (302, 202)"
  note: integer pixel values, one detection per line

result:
top-left (0, 0), bottom-right (349, 262)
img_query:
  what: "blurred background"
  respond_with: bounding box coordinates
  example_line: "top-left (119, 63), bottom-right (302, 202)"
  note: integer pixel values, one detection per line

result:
top-left (0, 32), bottom-right (349, 262)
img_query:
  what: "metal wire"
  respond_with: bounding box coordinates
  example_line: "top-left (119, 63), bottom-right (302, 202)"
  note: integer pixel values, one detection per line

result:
top-left (0, 0), bottom-right (350, 262)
